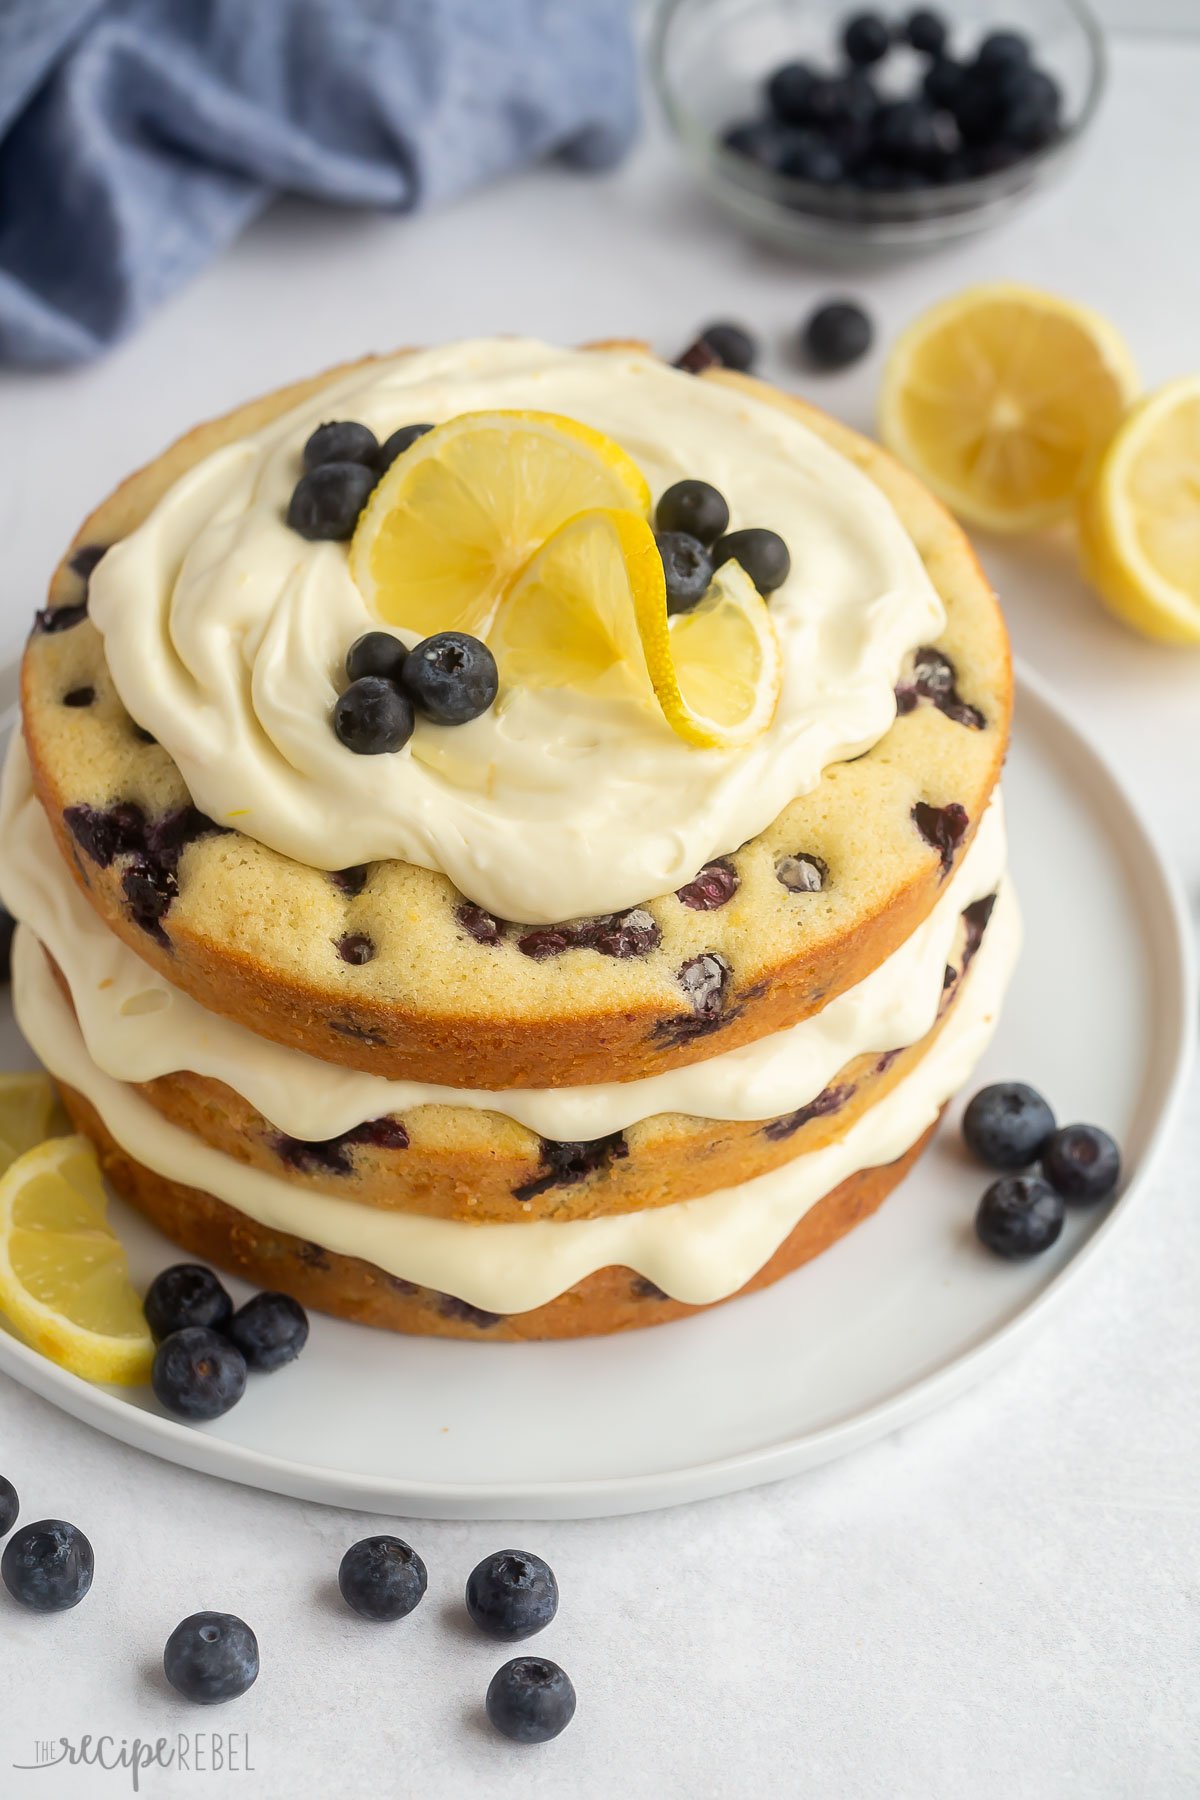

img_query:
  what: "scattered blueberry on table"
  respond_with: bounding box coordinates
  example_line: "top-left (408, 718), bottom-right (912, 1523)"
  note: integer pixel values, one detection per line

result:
top-left (466, 1550), bottom-right (559, 1642)
top-left (151, 1327), bottom-right (248, 1422)
top-left (975, 1173), bottom-right (1064, 1259)
top-left (695, 320), bottom-right (759, 372)
top-left (338, 1536), bottom-right (428, 1622)
top-left (486, 1656), bottom-right (577, 1745)
top-left (0, 1475), bottom-right (17, 1537)
top-left (722, 8), bottom-right (1063, 195)
top-left (802, 299), bottom-right (874, 370)
top-left (1042, 1124), bottom-right (1121, 1205)
top-left (163, 1612), bottom-right (259, 1705)
top-left (226, 1293), bottom-right (310, 1372)
top-left (963, 1082), bottom-right (1056, 1171)
top-left (1, 1518), bottom-right (94, 1612)
top-left (963, 1082), bottom-right (1122, 1259)
top-left (144, 1263), bottom-right (234, 1342)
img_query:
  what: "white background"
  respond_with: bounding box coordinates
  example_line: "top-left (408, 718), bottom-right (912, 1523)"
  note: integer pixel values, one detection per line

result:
top-left (0, 20), bottom-right (1197, 1800)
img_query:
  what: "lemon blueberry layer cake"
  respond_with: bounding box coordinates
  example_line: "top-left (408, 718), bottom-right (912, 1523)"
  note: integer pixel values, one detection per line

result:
top-left (4, 339), bottom-right (1016, 1339)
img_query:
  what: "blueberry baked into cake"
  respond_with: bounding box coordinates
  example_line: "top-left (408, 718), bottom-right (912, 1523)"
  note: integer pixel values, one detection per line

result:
top-left (3, 339), bottom-right (1016, 1339)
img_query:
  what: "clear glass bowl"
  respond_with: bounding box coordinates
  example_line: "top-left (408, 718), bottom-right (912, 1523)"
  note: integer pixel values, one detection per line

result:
top-left (650, 0), bottom-right (1106, 262)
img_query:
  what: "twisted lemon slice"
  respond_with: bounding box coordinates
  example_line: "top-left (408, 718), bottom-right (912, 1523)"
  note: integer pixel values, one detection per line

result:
top-left (492, 509), bottom-right (782, 749)
top-left (1078, 377), bottom-right (1200, 644)
top-left (0, 1135), bottom-right (152, 1385)
top-left (880, 284), bottom-right (1139, 533)
top-left (350, 410), bottom-right (650, 636)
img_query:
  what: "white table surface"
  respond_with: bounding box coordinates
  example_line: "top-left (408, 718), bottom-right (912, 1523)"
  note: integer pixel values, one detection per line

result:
top-left (0, 29), bottom-right (1197, 1799)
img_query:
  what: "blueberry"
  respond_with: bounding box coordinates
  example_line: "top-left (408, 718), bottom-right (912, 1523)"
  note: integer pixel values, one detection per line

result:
top-left (486, 1657), bottom-right (576, 1745)
top-left (712, 527), bottom-right (790, 595)
top-left (722, 119), bottom-right (792, 170)
top-left (655, 480), bottom-right (729, 545)
top-left (976, 1174), bottom-right (1064, 1259)
top-left (802, 300), bottom-right (874, 370)
top-left (843, 12), bottom-right (890, 66)
top-left (950, 69), bottom-right (1004, 145)
top-left (976, 29), bottom-right (1030, 72)
top-left (776, 852), bottom-right (827, 893)
top-left (152, 1327), bottom-right (247, 1421)
top-left (2, 1520), bottom-right (93, 1612)
top-left (226, 1292), bottom-right (309, 1371)
top-left (144, 1263), bottom-right (233, 1342)
top-left (286, 462), bottom-right (377, 541)
top-left (338, 1536), bottom-right (428, 1622)
top-left (923, 56), bottom-right (964, 110)
top-left (0, 1476), bottom-right (16, 1537)
top-left (766, 61), bottom-right (817, 125)
top-left (163, 1612), bottom-right (259, 1705)
top-left (303, 420), bottom-right (379, 472)
top-left (1042, 1125), bottom-right (1120, 1206)
top-left (997, 67), bottom-right (1062, 151)
top-left (905, 8), bottom-right (947, 56)
top-left (333, 676), bottom-right (415, 755)
top-left (0, 908), bottom-right (14, 984)
top-left (345, 630), bottom-right (407, 684)
top-left (466, 1550), bottom-right (559, 1642)
top-left (872, 98), bottom-right (941, 165)
top-left (656, 531), bottom-right (713, 615)
top-left (697, 321), bottom-right (757, 372)
top-left (337, 931), bottom-right (375, 965)
top-left (779, 131), bottom-right (846, 185)
top-left (401, 632), bottom-right (498, 725)
top-left (375, 422), bottom-right (434, 470)
top-left (804, 75), bottom-right (854, 128)
top-left (962, 1082), bottom-right (1056, 1170)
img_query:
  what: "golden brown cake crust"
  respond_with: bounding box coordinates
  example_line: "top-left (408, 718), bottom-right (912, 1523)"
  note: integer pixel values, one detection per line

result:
top-left (43, 899), bottom-right (988, 1223)
top-left (57, 1079), bottom-right (937, 1340)
top-left (22, 347), bottom-right (1011, 1088)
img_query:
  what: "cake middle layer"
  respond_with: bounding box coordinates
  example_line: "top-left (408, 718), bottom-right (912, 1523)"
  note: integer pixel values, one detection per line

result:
top-left (1, 735), bottom-right (1007, 1221)
top-left (14, 885), bottom-right (1021, 1313)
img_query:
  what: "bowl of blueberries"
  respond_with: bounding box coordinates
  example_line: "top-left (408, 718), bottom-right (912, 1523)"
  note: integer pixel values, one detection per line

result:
top-left (652, 0), bottom-right (1105, 258)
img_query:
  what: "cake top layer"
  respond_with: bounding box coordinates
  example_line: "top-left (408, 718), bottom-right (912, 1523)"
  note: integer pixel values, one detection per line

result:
top-left (87, 338), bottom-right (944, 924)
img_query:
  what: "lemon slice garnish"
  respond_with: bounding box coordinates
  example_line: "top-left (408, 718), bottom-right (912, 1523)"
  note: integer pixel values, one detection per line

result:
top-left (879, 284), bottom-right (1139, 533)
top-left (0, 1135), bottom-right (153, 1386)
top-left (492, 508), bottom-right (783, 750)
top-left (349, 410), bottom-right (650, 637)
top-left (1078, 376), bottom-right (1200, 644)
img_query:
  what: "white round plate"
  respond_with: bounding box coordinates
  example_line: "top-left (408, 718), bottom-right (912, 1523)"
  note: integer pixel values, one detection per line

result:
top-left (0, 661), bottom-right (1192, 1519)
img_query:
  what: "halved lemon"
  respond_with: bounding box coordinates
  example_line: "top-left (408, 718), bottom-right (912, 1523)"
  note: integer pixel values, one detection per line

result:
top-left (1078, 376), bottom-right (1200, 645)
top-left (880, 285), bottom-right (1139, 533)
top-left (491, 508), bottom-right (782, 749)
top-left (0, 1071), bottom-right (58, 1173)
top-left (349, 410), bottom-right (651, 637)
top-left (0, 1135), bottom-right (153, 1385)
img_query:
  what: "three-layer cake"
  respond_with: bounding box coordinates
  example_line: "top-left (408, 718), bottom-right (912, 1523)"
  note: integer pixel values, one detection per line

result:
top-left (3, 339), bottom-right (1016, 1339)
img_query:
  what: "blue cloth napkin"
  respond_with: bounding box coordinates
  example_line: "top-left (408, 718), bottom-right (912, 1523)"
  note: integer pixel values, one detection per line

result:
top-left (0, 0), bottom-right (639, 365)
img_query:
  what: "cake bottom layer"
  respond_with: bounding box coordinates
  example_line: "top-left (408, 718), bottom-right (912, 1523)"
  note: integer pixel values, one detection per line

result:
top-left (58, 1080), bottom-right (937, 1340)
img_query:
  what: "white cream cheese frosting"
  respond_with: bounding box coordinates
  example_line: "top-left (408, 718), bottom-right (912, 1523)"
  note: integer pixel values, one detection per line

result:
top-left (0, 737), bottom-right (1005, 1136)
top-left (86, 339), bottom-right (946, 923)
top-left (13, 888), bottom-right (1019, 1310)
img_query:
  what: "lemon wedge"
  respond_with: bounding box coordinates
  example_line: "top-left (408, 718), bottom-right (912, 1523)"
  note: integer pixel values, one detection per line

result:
top-left (492, 508), bottom-right (783, 749)
top-left (350, 410), bottom-right (650, 637)
top-left (0, 1071), bottom-right (59, 1174)
top-left (0, 1135), bottom-right (153, 1385)
top-left (1078, 376), bottom-right (1200, 645)
top-left (880, 284), bottom-right (1139, 533)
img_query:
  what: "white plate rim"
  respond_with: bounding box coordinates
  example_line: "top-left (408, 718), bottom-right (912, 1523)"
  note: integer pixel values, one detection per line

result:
top-left (0, 656), bottom-right (1193, 1519)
